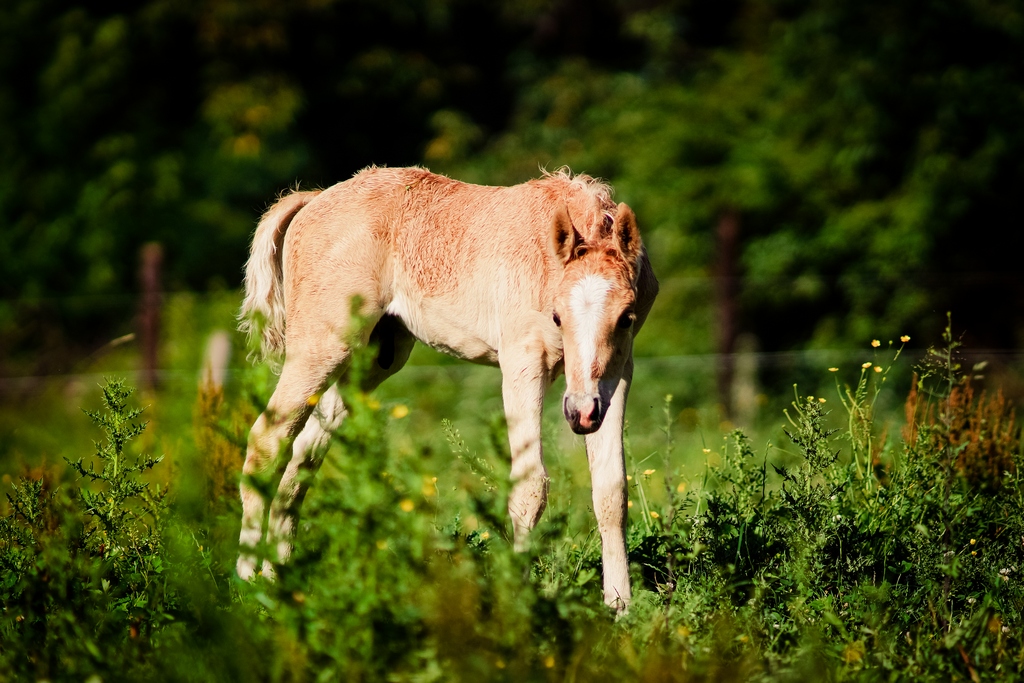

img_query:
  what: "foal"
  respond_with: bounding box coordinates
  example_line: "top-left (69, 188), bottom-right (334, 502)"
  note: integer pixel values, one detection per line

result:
top-left (237, 167), bottom-right (658, 611)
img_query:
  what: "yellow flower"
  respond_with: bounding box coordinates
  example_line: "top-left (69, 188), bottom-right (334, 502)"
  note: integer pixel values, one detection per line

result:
top-left (626, 475), bottom-right (632, 481)
top-left (376, 539), bottom-right (388, 550)
top-left (971, 538), bottom-right (977, 545)
top-left (643, 468), bottom-right (656, 476)
top-left (496, 659), bottom-right (506, 669)
top-left (871, 339), bottom-right (881, 348)
top-left (874, 366), bottom-right (883, 373)
top-left (544, 655), bottom-right (555, 668)
top-left (650, 511), bottom-right (660, 519)
top-left (703, 448), bottom-right (711, 454)
top-left (480, 531), bottom-right (490, 540)
top-left (391, 404), bottom-right (409, 419)
top-left (901, 335), bottom-right (911, 343)
top-left (818, 397), bottom-right (826, 403)
top-left (829, 367), bottom-right (839, 372)
top-left (421, 477), bottom-right (436, 497)
top-left (399, 499), bottom-right (414, 512)
top-left (677, 482), bottom-right (687, 493)
top-left (627, 500), bottom-right (634, 508)
top-left (306, 393), bottom-right (321, 406)
top-left (972, 551), bottom-right (978, 556)
top-left (366, 397), bottom-right (382, 410)
top-left (862, 362), bottom-right (873, 369)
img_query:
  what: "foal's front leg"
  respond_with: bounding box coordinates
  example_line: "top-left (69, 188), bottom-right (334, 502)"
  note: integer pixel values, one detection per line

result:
top-left (585, 360), bottom-right (633, 612)
top-left (501, 356), bottom-right (549, 550)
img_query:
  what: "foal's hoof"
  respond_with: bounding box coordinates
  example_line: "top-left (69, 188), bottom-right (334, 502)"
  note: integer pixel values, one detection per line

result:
top-left (606, 595), bottom-right (630, 617)
top-left (236, 555), bottom-right (257, 581)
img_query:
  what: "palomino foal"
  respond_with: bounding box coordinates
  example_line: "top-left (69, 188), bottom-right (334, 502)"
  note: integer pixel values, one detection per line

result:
top-left (237, 167), bottom-right (658, 611)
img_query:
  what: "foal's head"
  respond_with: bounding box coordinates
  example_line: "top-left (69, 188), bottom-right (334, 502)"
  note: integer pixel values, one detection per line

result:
top-left (550, 202), bottom-right (643, 435)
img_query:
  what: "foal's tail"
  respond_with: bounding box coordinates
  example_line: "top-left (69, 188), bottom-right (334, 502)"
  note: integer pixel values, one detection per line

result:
top-left (238, 189), bottom-right (322, 367)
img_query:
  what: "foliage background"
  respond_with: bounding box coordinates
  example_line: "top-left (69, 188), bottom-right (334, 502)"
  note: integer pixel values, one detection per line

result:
top-left (2, 0), bottom-right (1023, 376)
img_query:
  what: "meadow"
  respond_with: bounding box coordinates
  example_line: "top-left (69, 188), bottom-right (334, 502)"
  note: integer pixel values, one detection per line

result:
top-left (4, 1), bottom-right (1024, 680)
top-left (2, 296), bottom-right (1023, 682)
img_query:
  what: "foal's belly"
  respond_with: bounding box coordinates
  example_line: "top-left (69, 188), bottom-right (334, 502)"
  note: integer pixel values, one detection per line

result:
top-left (384, 291), bottom-right (499, 366)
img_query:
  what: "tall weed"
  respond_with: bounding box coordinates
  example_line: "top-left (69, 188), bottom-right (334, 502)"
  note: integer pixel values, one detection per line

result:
top-left (2, 326), bottom-right (1023, 681)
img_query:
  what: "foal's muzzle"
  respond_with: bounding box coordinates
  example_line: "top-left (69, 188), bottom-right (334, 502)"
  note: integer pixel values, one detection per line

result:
top-left (563, 393), bottom-right (606, 435)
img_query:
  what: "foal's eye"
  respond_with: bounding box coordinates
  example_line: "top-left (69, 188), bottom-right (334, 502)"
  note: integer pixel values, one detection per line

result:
top-left (553, 312), bottom-right (561, 327)
top-left (617, 311), bottom-right (635, 329)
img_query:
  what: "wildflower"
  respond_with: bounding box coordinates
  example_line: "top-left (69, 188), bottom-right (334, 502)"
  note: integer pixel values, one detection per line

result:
top-left (306, 393), bottom-right (321, 406)
top-left (643, 468), bottom-right (656, 476)
top-left (626, 475), bottom-right (633, 481)
top-left (677, 482), bottom-right (686, 493)
top-left (871, 339), bottom-right (881, 348)
top-left (702, 448), bottom-right (711, 454)
top-left (391, 404), bottom-right (410, 419)
top-left (862, 362), bottom-right (873, 369)
top-left (968, 597), bottom-right (976, 605)
top-left (833, 514), bottom-right (842, 522)
top-left (650, 511), bottom-right (660, 519)
top-left (971, 538), bottom-right (977, 545)
top-left (480, 531), bottom-right (490, 540)
top-left (972, 551), bottom-right (977, 556)
top-left (818, 397), bottom-right (826, 403)
top-left (496, 659), bottom-right (506, 669)
top-left (900, 335), bottom-right (911, 342)
top-left (1003, 626), bottom-right (1011, 634)
top-left (627, 500), bottom-right (634, 508)
top-left (376, 539), bottom-right (388, 550)
top-left (544, 655), bottom-right (555, 668)
top-left (829, 367), bottom-right (839, 372)
top-left (874, 366), bottom-right (883, 373)
top-left (399, 499), bottom-right (414, 512)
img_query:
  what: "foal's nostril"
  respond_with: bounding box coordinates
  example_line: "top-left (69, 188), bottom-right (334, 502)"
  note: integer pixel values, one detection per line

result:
top-left (590, 397), bottom-right (600, 420)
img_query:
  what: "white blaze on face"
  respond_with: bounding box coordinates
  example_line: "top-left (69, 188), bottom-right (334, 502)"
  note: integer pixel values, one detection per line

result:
top-left (568, 274), bottom-right (613, 382)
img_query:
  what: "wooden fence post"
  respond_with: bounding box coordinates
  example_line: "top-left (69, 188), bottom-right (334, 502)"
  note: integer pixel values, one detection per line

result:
top-left (139, 242), bottom-right (163, 390)
top-left (715, 209), bottom-right (740, 419)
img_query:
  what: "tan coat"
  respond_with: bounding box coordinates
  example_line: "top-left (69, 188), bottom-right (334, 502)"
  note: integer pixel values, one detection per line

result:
top-left (237, 167), bottom-right (658, 612)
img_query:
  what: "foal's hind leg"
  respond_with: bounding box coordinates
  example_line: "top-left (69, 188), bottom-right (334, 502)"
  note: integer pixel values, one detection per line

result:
top-left (261, 315), bottom-right (416, 576)
top-left (262, 384), bottom-right (346, 576)
top-left (237, 346), bottom-right (346, 580)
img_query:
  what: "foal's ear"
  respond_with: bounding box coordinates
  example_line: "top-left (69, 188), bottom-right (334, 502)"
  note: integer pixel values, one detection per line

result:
top-left (552, 204), bottom-right (584, 264)
top-left (613, 203), bottom-right (641, 263)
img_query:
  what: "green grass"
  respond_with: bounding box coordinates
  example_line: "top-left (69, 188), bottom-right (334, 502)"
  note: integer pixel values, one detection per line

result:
top-left (2, 304), bottom-right (1023, 681)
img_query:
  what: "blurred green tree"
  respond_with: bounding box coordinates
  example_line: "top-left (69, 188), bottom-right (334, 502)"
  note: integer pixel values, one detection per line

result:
top-left (2, 0), bottom-right (1022, 383)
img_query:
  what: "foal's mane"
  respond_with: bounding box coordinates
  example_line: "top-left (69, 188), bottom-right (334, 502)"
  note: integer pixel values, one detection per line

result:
top-left (540, 167), bottom-right (615, 211)
top-left (537, 167), bottom-right (618, 249)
